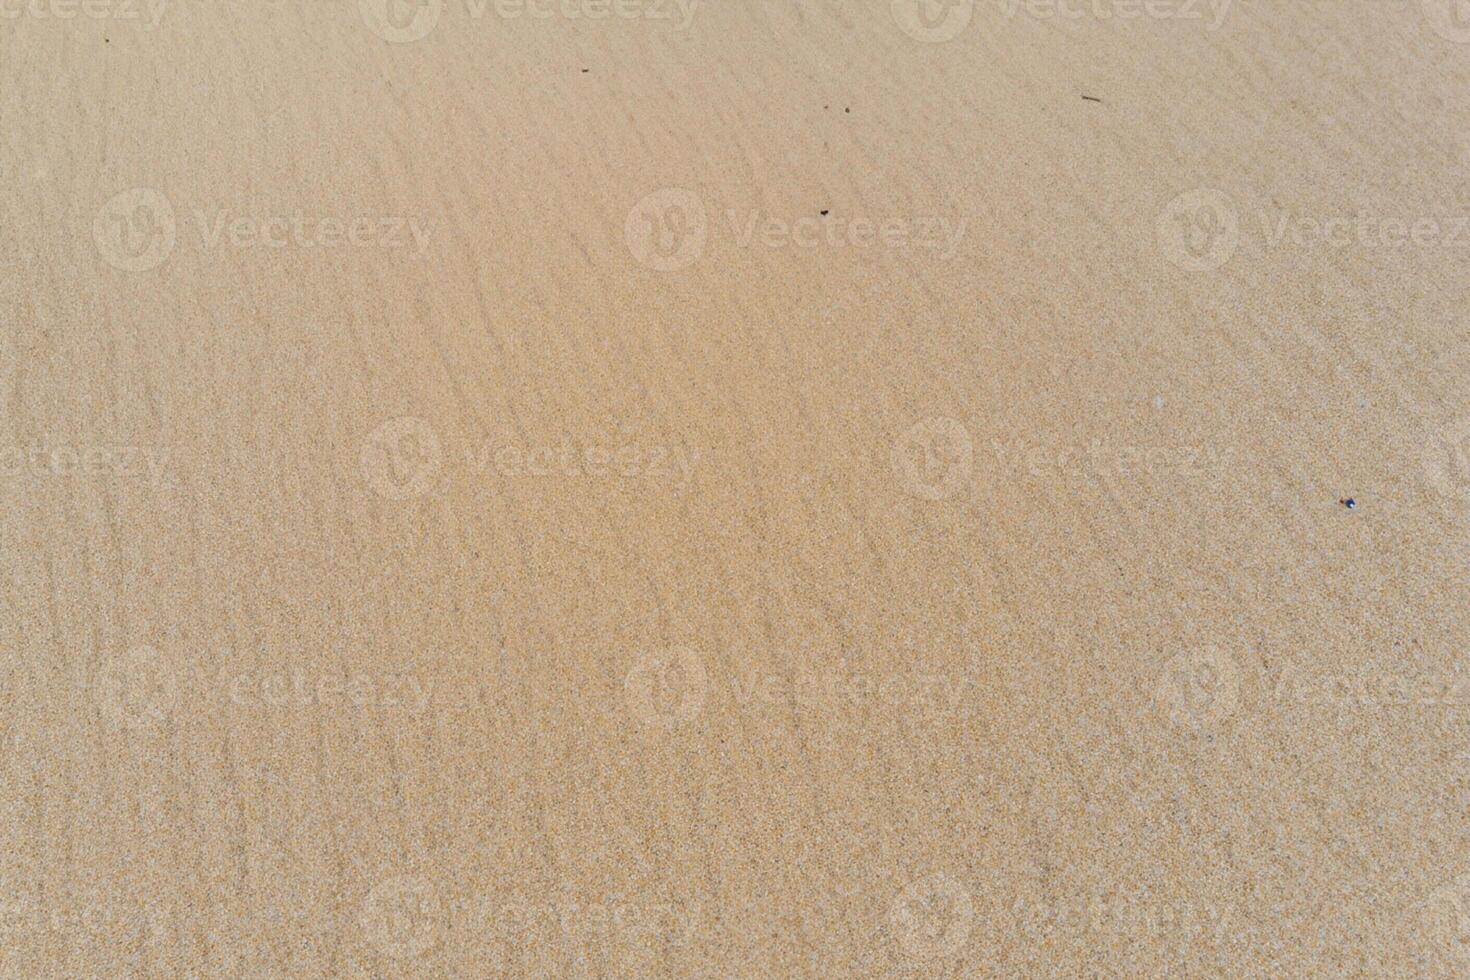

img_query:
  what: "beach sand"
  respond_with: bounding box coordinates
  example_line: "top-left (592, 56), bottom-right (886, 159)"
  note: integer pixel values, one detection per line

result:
top-left (2, 0), bottom-right (1469, 974)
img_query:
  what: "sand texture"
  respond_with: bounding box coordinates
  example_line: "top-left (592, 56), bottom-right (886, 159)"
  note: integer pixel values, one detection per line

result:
top-left (3, 0), bottom-right (1470, 975)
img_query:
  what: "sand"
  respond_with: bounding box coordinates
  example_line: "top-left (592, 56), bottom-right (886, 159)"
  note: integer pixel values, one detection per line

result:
top-left (2, 0), bottom-right (1469, 975)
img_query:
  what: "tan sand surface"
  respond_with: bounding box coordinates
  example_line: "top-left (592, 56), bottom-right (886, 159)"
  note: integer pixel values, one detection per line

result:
top-left (2, 0), bottom-right (1470, 975)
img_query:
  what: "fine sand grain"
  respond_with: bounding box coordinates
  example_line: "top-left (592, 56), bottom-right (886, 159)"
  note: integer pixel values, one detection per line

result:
top-left (3, 0), bottom-right (1470, 975)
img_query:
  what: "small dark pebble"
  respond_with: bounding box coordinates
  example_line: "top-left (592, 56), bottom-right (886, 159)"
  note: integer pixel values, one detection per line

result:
top-left (844, 107), bottom-right (851, 113)
top-left (820, 210), bottom-right (829, 216)
top-left (581, 68), bottom-right (589, 73)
